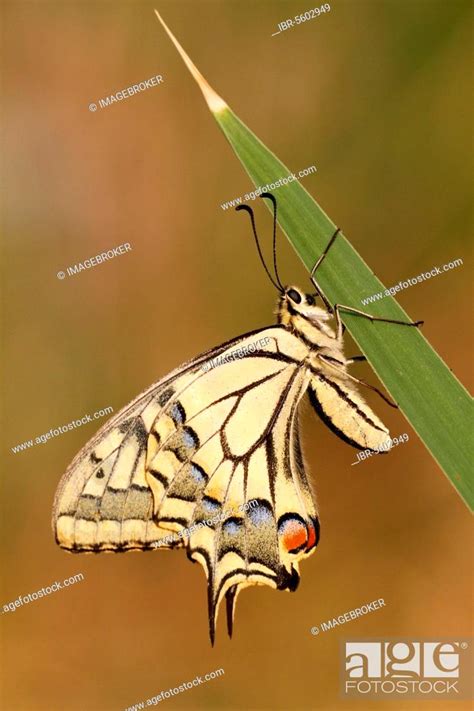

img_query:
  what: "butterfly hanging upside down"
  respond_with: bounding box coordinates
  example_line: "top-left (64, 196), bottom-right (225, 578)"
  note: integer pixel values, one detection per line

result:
top-left (52, 194), bottom-right (422, 643)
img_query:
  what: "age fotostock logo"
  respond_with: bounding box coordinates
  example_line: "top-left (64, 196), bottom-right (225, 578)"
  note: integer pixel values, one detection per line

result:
top-left (342, 639), bottom-right (472, 699)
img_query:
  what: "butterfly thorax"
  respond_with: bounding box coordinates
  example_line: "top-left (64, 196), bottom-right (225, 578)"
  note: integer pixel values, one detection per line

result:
top-left (277, 285), bottom-right (342, 355)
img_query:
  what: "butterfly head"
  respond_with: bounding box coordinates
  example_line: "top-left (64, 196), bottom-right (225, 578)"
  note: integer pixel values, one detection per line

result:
top-left (278, 285), bottom-right (331, 331)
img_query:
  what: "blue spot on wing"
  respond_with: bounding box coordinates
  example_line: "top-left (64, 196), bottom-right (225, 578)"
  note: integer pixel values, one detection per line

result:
top-left (203, 496), bottom-right (221, 513)
top-left (182, 427), bottom-right (199, 450)
top-left (190, 463), bottom-right (207, 484)
top-left (170, 403), bottom-right (185, 425)
top-left (223, 518), bottom-right (243, 535)
top-left (183, 432), bottom-right (194, 447)
top-left (248, 501), bottom-right (273, 526)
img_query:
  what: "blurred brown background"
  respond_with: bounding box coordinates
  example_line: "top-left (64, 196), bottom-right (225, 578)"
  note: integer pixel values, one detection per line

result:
top-left (1, 1), bottom-right (472, 709)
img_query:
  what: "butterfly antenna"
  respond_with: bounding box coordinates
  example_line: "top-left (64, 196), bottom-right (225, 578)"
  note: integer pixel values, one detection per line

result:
top-left (236, 204), bottom-right (283, 293)
top-left (260, 192), bottom-right (284, 291)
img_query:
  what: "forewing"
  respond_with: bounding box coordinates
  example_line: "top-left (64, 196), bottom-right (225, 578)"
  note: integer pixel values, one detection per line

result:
top-left (53, 327), bottom-right (277, 551)
top-left (53, 327), bottom-right (303, 553)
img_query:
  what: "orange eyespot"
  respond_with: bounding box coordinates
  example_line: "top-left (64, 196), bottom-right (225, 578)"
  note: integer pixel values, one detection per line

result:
top-left (278, 515), bottom-right (308, 553)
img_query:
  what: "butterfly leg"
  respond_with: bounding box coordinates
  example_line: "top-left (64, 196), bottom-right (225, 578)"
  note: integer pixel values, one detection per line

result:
top-left (309, 228), bottom-right (423, 337)
top-left (317, 354), bottom-right (398, 408)
top-left (333, 304), bottom-right (423, 340)
top-left (309, 227), bottom-right (341, 313)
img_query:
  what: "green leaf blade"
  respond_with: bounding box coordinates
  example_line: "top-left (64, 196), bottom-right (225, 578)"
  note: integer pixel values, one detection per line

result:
top-left (154, 12), bottom-right (474, 511)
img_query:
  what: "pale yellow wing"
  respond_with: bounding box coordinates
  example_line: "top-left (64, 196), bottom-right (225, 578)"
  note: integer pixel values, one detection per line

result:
top-left (52, 328), bottom-right (285, 552)
top-left (52, 325), bottom-right (321, 642)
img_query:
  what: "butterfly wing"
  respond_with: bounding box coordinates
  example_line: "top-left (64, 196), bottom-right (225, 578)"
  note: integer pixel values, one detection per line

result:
top-left (53, 326), bottom-right (320, 641)
top-left (53, 327), bottom-right (276, 552)
top-left (176, 348), bottom-right (319, 643)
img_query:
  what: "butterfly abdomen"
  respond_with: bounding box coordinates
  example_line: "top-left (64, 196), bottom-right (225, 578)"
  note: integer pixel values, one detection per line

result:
top-left (308, 374), bottom-right (391, 452)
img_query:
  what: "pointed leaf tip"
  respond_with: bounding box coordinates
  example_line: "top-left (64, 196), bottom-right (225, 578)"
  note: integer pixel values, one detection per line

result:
top-left (153, 9), bottom-right (228, 114)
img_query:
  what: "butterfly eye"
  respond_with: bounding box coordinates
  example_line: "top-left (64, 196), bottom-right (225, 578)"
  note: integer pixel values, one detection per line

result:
top-left (287, 289), bottom-right (302, 304)
top-left (306, 294), bottom-right (315, 306)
